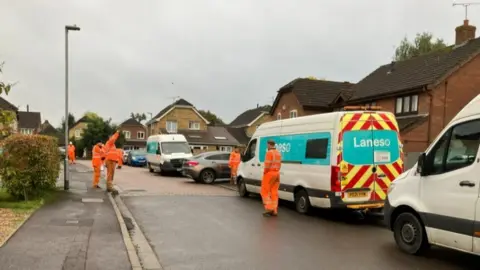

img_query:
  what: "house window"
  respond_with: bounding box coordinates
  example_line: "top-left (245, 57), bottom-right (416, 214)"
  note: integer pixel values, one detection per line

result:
top-left (123, 131), bottom-right (131, 139)
top-left (20, 128), bottom-right (33, 135)
top-left (365, 101), bottom-right (376, 107)
top-left (277, 113), bottom-right (282, 120)
top-left (395, 95), bottom-right (418, 115)
top-left (290, 110), bottom-right (298, 118)
top-left (189, 121), bottom-right (200, 130)
top-left (74, 130), bottom-right (81, 138)
top-left (166, 121), bottom-right (177, 133)
top-left (137, 131), bottom-right (145, 139)
top-left (220, 146), bottom-right (233, 152)
top-left (305, 138), bottom-right (329, 159)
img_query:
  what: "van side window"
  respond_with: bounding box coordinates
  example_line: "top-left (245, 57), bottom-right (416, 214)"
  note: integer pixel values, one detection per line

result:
top-left (427, 120), bottom-right (480, 175)
top-left (305, 138), bottom-right (328, 159)
top-left (243, 139), bottom-right (257, 161)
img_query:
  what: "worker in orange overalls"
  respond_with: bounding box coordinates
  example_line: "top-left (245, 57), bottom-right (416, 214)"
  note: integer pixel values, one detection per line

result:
top-left (116, 148), bottom-right (124, 169)
top-left (103, 131), bottom-right (120, 193)
top-left (91, 140), bottom-right (105, 189)
top-left (228, 147), bottom-right (241, 185)
top-left (68, 142), bottom-right (76, 164)
top-left (261, 140), bottom-right (282, 217)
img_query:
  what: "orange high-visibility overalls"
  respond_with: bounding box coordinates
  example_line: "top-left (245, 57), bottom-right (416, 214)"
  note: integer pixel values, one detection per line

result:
top-left (92, 144), bottom-right (105, 188)
top-left (261, 148), bottom-right (282, 214)
top-left (228, 151), bottom-right (241, 182)
top-left (103, 132), bottom-right (120, 191)
top-left (116, 148), bottom-right (124, 168)
top-left (68, 145), bottom-right (76, 164)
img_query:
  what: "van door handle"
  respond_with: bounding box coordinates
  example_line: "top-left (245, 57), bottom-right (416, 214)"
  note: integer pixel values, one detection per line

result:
top-left (459, 180), bottom-right (476, 187)
top-left (251, 164), bottom-right (255, 167)
top-left (257, 164), bottom-right (261, 166)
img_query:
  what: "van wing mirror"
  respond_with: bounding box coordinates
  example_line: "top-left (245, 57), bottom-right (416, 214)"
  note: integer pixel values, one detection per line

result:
top-left (416, 153), bottom-right (427, 176)
top-left (156, 149), bottom-right (161, 155)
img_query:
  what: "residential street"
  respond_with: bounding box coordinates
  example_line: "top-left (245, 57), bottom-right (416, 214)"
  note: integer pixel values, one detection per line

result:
top-left (108, 162), bottom-right (480, 270)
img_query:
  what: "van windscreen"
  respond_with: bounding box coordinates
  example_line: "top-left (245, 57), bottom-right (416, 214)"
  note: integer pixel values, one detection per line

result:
top-left (161, 142), bottom-right (190, 154)
top-left (342, 130), bottom-right (400, 165)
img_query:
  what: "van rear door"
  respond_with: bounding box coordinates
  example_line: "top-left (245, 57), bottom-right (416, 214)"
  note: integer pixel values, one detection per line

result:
top-left (338, 112), bottom-right (403, 205)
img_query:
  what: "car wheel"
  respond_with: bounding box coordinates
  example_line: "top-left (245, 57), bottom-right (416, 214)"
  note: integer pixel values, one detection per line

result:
top-left (148, 163), bottom-right (154, 173)
top-left (200, 169), bottom-right (216, 184)
top-left (237, 178), bottom-right (249, 197)
top-left (393, 212), bottom-right (430, 255)
top-left (294, 189), bottom-right (311, 215)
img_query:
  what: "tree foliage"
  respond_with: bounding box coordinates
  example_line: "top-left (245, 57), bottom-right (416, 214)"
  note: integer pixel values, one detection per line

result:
top-left (394, 32), bottom-right (448, 61)
top-left (130, 112), bottom-right (147, 123)
top-left (0, 62), bottom-right (16, 137)
top-left (81, 116), bottom-right (125, 153)
top-left (198, 110), bottom-right (225, 126)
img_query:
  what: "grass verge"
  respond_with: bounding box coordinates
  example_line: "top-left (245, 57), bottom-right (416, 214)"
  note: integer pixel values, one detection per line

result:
top-left (0, 188), bottom-right (59, 246)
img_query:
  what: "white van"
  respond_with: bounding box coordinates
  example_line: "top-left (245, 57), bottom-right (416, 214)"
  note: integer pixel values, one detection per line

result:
top-left (146, 134), bottom-right (193, 175)
top-left (385, 94), bottom-right (480, 256)
top-left (236, 108), bottom-right (403, 214)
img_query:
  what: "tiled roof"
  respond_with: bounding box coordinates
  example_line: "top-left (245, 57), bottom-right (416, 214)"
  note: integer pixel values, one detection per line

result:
top-left (18, 111), bottom-right (41, 129)
top-left (120, 118), bottom-right (144, 127)
top-left (39, 120), bottom-right (65, 146)
top-left (229, 106), bottom-right (270, 127)
top-left (397, 115), bottom-right (429, 133)
top-left (147, 98), bottom-right (194, 125)
top-left (350, 37), bottom-right (480, 101)
top-left (0, 97), bottom-right (18, 111)
top-left (226, 127), bottom-right (250, 146)
top-left (71, 115), bottom-right (90, 127)
top-left (159, 126), bottom-right (239, 146)
top-left (271, 78), bottom-right (354, 113)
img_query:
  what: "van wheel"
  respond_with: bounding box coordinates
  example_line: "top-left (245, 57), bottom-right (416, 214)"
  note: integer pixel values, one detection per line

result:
top-left (393, 212), bottom-right (430, 255)
top-left (148, 163), bottom-right (154, 173)
top-left (237, 178), bottom-right (249, 197)
top-left (200, 169), bottom-right (216, 184)
top-left (295, 189), bottom-right (311, 214)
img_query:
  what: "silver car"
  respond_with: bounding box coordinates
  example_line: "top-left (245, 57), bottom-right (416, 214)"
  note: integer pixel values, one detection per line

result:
top-left (181, 151), bottom-right (231, 184)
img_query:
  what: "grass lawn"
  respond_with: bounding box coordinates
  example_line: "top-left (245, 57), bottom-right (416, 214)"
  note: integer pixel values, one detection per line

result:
top-left (0, 188), bottom-right (58, 245)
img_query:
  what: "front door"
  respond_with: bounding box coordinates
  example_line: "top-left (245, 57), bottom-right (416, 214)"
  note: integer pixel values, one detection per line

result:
top-left (421, 118), bottom-right (480, 252)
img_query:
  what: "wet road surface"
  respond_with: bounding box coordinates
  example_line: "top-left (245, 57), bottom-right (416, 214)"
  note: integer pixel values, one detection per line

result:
top-left (124, 193), bottom-right (480, 270)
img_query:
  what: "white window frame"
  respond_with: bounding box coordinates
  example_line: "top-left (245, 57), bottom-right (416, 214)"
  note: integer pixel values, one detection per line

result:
top-left (191, 145), bottom-right (207, 150)
top-left (395, 94), bottom-right (419, 115)
top-left (20, 128), bottom-right (33, 135)
top-left (289, 110), bottom-right (298, 118)
top-left (123, 130), bottom-right (131, 139)
top-left (166, 121), bottom-right (178, 133)
top-left (74, 129), bottom-right (81, 138)
top-left (137, 131), bottom-right (145, 139)
top-left (277, 113), bottom-right (282, 120)
top-left (220, 146), bottom-right (233, 152)
top-left (188, 121), bottom-right (200, 130)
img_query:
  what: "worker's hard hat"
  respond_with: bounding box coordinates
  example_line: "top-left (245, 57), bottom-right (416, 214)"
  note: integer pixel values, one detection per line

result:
top-left (69, 141), bottom-right (72, 144)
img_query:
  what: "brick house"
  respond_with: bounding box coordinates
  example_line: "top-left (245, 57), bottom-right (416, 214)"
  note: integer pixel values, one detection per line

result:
top-left (146, 98), bottom-right (239, 154)
top-left (228, 105), bottom-right (272, 146)
top-left (18, 105), bottom-right (41, 135)
top-left (337, 19), bottom-right (480, 168)
top-left (68, 116), bottom-right (90, 140)
top-left (0, 96), bottom-right (19, 134)
top-left (118, 118), bottom-right (147, 150)
top-left (269, 78), bottom-right (355, 118)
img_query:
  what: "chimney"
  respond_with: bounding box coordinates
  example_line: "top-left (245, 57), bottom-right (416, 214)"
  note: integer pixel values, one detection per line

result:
top-left (455, 19), bottom-right (476, 45)
top-left (26, 105), bottom-right (29, 112)
top-left (257, 103), bottom-right (259, 108)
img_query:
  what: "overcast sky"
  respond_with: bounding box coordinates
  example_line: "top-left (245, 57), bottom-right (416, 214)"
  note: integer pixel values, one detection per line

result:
top-left (0, 0), bottom-right (477, 126)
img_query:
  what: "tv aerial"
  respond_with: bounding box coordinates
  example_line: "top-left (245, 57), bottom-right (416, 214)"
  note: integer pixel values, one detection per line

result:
top-left (453, 1), bottom-right (480, 20)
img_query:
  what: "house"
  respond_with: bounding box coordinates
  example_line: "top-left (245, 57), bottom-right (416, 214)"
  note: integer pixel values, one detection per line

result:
top-left (228, 105), bottom-right (272, 146)
top-left (0, 96), bottom-right (19, 134)
top-left (118, 118), bottom-right (147, 150)
top-left (269, 78), bottom-right (355, 119)
top-left (340, 19), bottom-right (480, 168)
top-left (146, 98), bottom-right (239, 154)
top-left (18, 105), bottom-right (41, 135)
top-left (68, 116), bottom-right (90, 140)
top-left (39, 120), bottom-right (65, 146)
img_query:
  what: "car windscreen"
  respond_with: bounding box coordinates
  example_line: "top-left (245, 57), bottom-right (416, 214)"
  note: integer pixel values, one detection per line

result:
top-left (131, 150), bottom-right (146, 156)
top-left (160, 142), bottom-right (191, 154)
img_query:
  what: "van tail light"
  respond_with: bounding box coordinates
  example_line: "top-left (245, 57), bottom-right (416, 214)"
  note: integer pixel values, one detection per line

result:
top-left (330, 165), bottom-right (341, 192)
top-left (186, 160), bottom-right (199, 167)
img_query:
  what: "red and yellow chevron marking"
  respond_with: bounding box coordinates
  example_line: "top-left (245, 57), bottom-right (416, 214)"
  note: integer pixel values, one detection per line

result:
top-left (337, 112), bottom-right (404, 201)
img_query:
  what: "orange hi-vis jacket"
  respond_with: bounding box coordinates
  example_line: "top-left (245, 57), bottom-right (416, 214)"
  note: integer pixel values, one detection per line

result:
top-left (228, 152), bottom-right (241, 167)
top-left (104, 132), bottom-right (120, 162)
top-left (116, 149), bottom-right (124, 164)
top-left (92, 144), bottom-right (105, 167)
top-left (263, 149), bottom-right (282, 175)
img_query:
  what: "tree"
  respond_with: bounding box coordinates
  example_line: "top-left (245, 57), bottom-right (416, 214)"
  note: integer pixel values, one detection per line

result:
top-left (198, 110), bottom-right (225, 126)
top-left (394, 32), bottom-right (448, 61)
top-left (0, 62), bottom-right (16, 137)
top-left (58, 113), bottom-right (76, 134)
top-left (81, 116), bottom-right (125, 153)
top-left (130, 112), bottom-right (147, 123)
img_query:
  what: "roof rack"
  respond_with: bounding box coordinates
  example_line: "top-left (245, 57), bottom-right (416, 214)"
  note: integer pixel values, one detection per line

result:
top-left (343, 106), bottom-right (383, 111)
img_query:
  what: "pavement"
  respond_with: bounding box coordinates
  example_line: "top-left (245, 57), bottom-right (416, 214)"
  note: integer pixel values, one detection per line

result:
top-left (0, 162), bottom-right (131, 270)
top-left (105, 162), bottom-right (480, 270)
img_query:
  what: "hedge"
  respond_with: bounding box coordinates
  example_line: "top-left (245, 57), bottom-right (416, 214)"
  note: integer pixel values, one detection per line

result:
top-left (0, 134), bottom-right (60, 200)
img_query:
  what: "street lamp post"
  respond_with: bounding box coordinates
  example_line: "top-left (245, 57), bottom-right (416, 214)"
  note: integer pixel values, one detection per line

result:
top-left (64, 24), bottom-right (80, 191)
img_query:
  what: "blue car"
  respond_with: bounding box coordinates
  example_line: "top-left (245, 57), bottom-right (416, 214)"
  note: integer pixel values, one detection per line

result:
top-left (126, 150), bottom-right (147, 167)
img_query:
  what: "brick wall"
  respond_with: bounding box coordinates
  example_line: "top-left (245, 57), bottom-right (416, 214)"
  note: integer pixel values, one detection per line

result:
top-left (271, 91), bottom-right (326, 119)
top-left (120, 125), bottom-right (147, 140)
top-left (151, 107), bottom-right (207, 134)
top-left (245, 114), bottom-right (272, 137)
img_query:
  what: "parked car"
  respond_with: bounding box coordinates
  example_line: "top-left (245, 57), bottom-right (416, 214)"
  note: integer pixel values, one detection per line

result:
top-left (122, 150), bottom-right (131, 164)
top-left (181, 151), bottom-right (231, 184)
top-left (126, 150), bottom-right (146, 167)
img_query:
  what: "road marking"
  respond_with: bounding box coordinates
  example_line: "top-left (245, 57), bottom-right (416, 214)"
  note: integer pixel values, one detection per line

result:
top-left (81, 198), bottom-right (104, 203)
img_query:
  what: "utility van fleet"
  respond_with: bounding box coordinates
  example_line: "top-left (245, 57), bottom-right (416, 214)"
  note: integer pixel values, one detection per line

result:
top-left (385, 94), bottom-right (480, 256)
top-left (236, 107), bottom-right (403, 214)
top-left (146, 134), bottom-right (193, 175)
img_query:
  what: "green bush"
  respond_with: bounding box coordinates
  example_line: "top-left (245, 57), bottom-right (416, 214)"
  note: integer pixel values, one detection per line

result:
top-left (0, 134), bottom-right (60, 200)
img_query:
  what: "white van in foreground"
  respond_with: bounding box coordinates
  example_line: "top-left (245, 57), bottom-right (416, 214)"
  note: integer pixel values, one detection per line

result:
top-left (237, 108), bottom-right (403, 214)
top-left (146, 134), bottom-right (193, 175)
top-left (385, 94), bottom-right (480, 256)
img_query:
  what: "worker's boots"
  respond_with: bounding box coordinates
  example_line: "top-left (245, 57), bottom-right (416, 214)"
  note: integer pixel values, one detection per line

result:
top-left (262, 210), bottom-right (275, 217)
top-left (107, 187), bottom-right (119, 196)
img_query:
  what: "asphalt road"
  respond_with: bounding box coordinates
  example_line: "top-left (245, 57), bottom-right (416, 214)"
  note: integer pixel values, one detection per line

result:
top-left (109, 164), bottom-right (480, 270)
